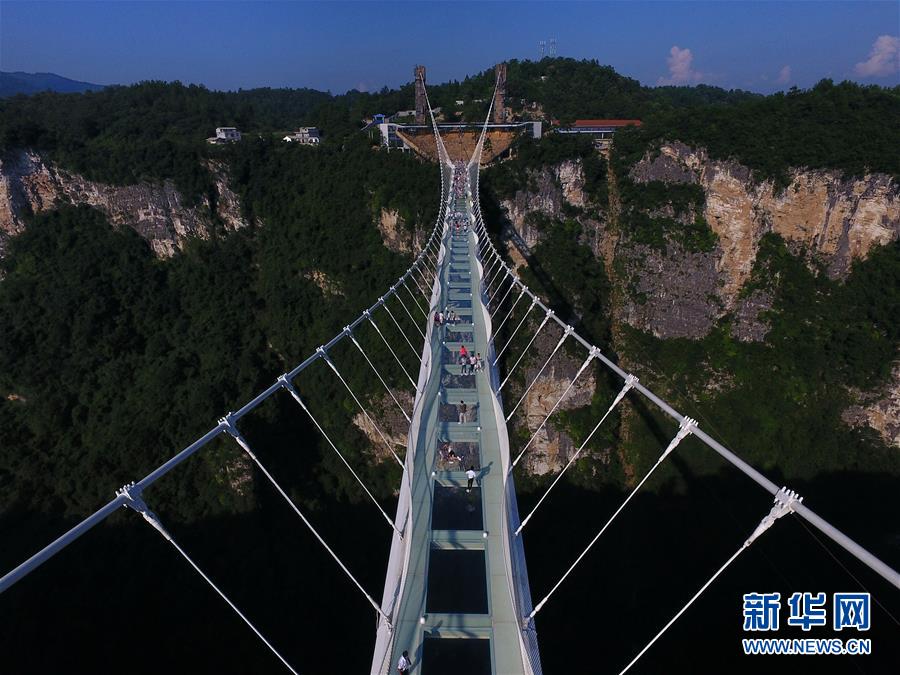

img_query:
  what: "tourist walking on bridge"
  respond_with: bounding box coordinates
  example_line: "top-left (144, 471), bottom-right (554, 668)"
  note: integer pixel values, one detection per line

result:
top-left (397, 650), bottom-right (411, 674)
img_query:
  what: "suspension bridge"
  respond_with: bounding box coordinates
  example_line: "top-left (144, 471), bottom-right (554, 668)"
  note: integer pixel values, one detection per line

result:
top-left (1, 72), bottom-right (898, 675)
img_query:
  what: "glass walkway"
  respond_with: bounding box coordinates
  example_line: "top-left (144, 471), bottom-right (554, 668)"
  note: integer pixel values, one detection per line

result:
top-left (371, 164), bottom-right (541, 674)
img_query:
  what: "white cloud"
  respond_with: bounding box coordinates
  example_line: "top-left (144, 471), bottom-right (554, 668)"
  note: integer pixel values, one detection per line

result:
top-left (657, 46), bottom-right (704, 85)
top-left (776, 65), bottom-right (792, 85)
top-left (854, 35), bottom-right (900, 78)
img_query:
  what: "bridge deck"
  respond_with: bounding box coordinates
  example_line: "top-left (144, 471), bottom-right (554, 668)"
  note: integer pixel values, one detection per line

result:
top-left (387, 204), bottom-right (530, 673)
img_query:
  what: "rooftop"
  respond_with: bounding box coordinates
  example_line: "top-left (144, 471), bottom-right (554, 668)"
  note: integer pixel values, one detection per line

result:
top-left (572, 119), bottom-right (642, 127)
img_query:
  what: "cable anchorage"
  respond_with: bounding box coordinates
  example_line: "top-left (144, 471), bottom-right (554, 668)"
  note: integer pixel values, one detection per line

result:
top-left (746, 487), bottom-right (802, 546)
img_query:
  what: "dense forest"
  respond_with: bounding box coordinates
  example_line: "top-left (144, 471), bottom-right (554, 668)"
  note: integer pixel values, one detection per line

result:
top-left (1, 58), bottom-right (899, 673)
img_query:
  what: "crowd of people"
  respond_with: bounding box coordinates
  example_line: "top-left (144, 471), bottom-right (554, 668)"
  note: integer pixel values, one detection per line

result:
top-left (449, 163), bottom-right (470, 235)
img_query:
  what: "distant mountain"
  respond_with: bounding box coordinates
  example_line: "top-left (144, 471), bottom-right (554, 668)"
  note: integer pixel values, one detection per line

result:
top-left (0, 71), bottom-right (106, 97)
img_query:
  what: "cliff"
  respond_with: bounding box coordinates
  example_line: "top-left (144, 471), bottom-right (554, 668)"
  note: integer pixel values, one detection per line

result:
top-left (494, 146), bottom-right (900, 469)
top-left (499, 145), bottom-right (899, 341)
top-left (0, 149), bottom-right (249, 257)
top-left (630, 141), bottom-right (900, 303)
top-left (377, 207), bottom-right (429, 255)
top-left (499, 158), bottom-right (589, 248)
top-left (507, 331), bottom-right (598, 476)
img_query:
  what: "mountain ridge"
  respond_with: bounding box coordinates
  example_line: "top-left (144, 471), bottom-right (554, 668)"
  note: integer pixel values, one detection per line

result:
top-left (0, 71), bottom-right (106, 97)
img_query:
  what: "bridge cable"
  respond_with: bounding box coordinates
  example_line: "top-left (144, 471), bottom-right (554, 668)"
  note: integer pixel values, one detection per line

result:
top-left (277, 380), bottom-right (401, 535)
top-left (493, 297), bottom-right (537, 365)
top-left (391, 287), bottom-right (427, 341)
top-left (486, 261), bottom-right (508, 301)
top-left (511, 350), bottom-right (598, 468)
top-left (318, 348), bottom-right (405, 469)
top-left (618, 489), bottom-right (803, 674)
top-left (408, 268), bottom-right (430, 301)
top-left (347, 330), bottom-right (411, 422)
top-left (516, 375), bottom-right (638, 534)
top-left (499, 311), bottom-right (553, 391)
top-left (505, 325), bottom-right (573, 421)
top-left (402, 279), bottom-right (428, 318)
top-left (381, 300), bottom-right (422, 360)
top-left (488, 271), bottom-right (514, 308)
top-left (529, 416), bottom-right (697, 619)
top-left (117, 484), bottom-right (301, 674)
top-left (493, 284), bottom-right (526, 326)
top-left (365, 311), bottom-right (418, 389)
top-left (221, 412), bottom-right (393, 620)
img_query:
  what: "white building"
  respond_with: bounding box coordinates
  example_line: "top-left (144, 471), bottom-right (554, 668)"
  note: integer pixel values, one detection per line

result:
top-left (283, 127), bottom-right (321, 145)
top-left (207, 127), bottom-right (241, 144)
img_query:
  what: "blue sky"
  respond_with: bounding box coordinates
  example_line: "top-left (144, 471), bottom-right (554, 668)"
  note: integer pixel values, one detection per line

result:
top-left (1, 1), bottom-right (898, 93)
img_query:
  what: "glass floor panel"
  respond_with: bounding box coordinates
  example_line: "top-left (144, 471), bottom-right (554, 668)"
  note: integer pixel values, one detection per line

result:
top-left (432, 484), bottom-right (483, 530)
top-left (422, 637), bottom-right (491, 675)
top-left (426, 549), bottom-right (488, 614)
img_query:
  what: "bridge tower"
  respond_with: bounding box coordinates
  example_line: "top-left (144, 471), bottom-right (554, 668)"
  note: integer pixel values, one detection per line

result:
top-left (493, 62), bottom-right (507, 124)
top-left (414, 65), bottom-right (427, 125)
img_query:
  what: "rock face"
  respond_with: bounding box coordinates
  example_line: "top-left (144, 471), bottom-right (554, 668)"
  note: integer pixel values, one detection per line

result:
top-left (500, 159), bottom-right (587, 248)
top-left (842, 363), bottom-right (900, 448)
top-left (0, 149), bottom-right (249, 257)
top-left (377, 207), bottom-right (428, 255)
top-left (616, 242), bottom-right (725, 340)
top-left (508, 329), bottom-right (598, 475)
top-left (496, 145), bottom-right (900, 452)
top-left (352, 389), bottom-right (413, 462)
top-left (304, 269), bottom-right (344, 297)
top-left (378, 208), bottom-right (412, 254)
top-left (631, 142), bottom-right (900, 305)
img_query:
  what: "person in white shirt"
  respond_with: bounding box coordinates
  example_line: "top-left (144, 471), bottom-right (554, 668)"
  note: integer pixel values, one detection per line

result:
top-left (466, 466), bottom-right (477, 492)
top-left (398, 650), bottom-right (411, 673)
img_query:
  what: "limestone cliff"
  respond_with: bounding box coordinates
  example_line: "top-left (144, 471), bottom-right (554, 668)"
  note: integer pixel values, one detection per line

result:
top-left (377, 207), bottom-right (428, 255)
top-left (512, 336), bottom-right (598, 476)
top-left (631, 142), bottom-right (900, 304)
top-left (0, 149), bottom-right (249, 257)
top-left (352, 389), bottom-right (413, 463)
top-left (495, 146), bottom-right (900, 457)
top-left (499, 158), bottom-right (587, 248)
top-left (842, 363), bottom-right (900, 448)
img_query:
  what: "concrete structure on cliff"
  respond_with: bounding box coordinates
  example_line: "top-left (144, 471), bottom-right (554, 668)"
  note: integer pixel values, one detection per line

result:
top-left (378, 62), bottom-right (540, 164)
top-left (493, 63), bottom-right (507, 124)
top-left (415, 65), bottom-right (428, 125)
top-left (555, 119), bottom-right (642, 150)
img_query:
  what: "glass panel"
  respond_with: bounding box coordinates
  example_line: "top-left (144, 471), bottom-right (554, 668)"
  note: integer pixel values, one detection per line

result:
top-left (432, 484), bottom-right (483, 530)
top-left (422, 638), bottom-right (491, 675)
top-left (426, 549), bottom-right (488, 614)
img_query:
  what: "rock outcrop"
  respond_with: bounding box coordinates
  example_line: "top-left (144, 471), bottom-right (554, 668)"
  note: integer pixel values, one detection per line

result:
top-left (0, 149), bottom-right (249, 257)
top-left (500, 159), bottom-right (587, 248)
top-left (616, 242), bottom-right (725, 339)
top-left (508, 329), bottom-right (598, 475)
top-left (304, 269), bottom-right (344, 297)
top-left (631, 142), bottom-right (900, 304)
top-left (352, 389), bottom-right (414, 462)
top-left (842, 363), bottom-right (900, 448)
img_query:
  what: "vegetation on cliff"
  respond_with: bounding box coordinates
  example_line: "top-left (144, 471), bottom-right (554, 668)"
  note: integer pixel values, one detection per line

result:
top-left (0, 135), bottom-right (438, 522)
top-left (614, 79), bottom-right (900, 186)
